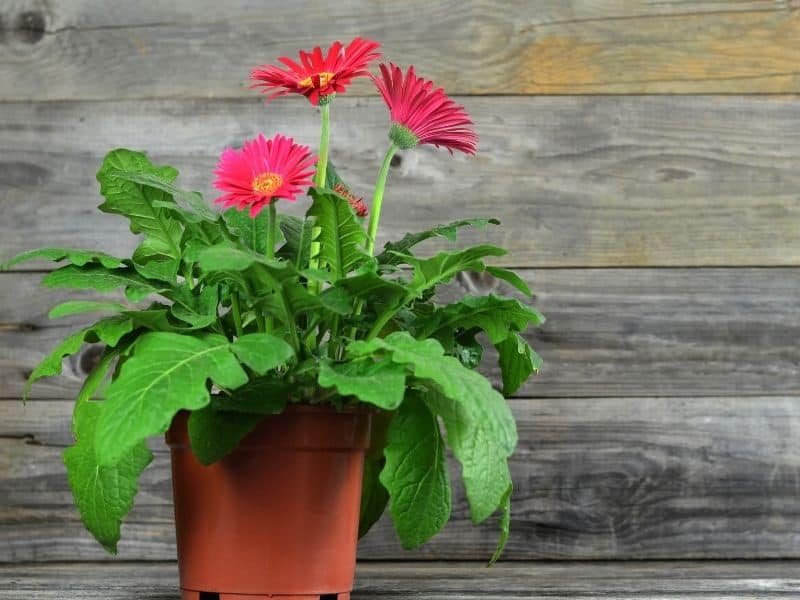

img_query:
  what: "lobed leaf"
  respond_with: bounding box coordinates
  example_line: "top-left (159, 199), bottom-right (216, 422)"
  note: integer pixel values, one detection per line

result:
top-left (378, 219), bottom-right (500, 265)
top-left (349, 332), bottom-right (516, 525)
top-left (496, 333), bottom-right (542, 396)
top-left (306, 187), bottom-right (368, 280)
top-left (64, 398), bottom-right (153, 554)
top-left (187, 406), bottom-right (265, 466)
top-left (42, 264), bottom-right (162, 302)
top-left (48, 301), bottom-right (128, 320)
top-left (416, 295), bottom-right (544, 345)
top-left (24, 316), bottom-right (134, 401)
top-left (380, 395), bottom-right (451, 548)
top-left (1, 248), bottom-right (124, 271)
top-left (230, 333), bottom-right (295, 374)
top-left (318, 358), bottom-right (406, 410)
top-left (94, 332), bottom-right (249, 467)
top-left (96, 149), bottom-right (183, 271)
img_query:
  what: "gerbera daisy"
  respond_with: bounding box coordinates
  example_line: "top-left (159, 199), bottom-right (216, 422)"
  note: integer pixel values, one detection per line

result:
top-left (372, 63), bottom-right (478, 155)
top-left (250, 37), bottom-right (381, 105)
top-left (213, 134), bottom-right (316, 217)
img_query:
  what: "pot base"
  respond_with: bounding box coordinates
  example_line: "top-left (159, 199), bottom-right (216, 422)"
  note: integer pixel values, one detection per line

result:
top-left (181, 591), bottom-right (350, 600)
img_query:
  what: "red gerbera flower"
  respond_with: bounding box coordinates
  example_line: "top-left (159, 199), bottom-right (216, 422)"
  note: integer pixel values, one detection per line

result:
top-left (213, 134), bottom-right (316, 217)
top-left (250, 37), bottom-right (381, 105)
top-left (372, 63), bottom-right (478, 155)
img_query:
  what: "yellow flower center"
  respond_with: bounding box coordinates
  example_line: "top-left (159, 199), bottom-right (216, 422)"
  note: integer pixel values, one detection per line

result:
top-left (251, 172), bottom-right (283, 195)
top-left (298, 71), bottom-right (334, 88)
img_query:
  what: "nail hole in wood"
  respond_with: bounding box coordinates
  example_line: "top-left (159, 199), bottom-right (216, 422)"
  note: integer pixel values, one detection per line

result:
top-left (390, 153), bottom-right (402, 168)
top-left (15, 11), bottom-right (45, 44)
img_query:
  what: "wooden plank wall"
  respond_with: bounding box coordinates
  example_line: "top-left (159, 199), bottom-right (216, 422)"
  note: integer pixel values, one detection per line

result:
top-left (1, 1), bottom-right (798, 562)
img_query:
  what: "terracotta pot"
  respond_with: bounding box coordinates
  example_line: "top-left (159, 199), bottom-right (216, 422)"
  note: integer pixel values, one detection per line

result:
top-left (166, 405), bottom-right (372, 600)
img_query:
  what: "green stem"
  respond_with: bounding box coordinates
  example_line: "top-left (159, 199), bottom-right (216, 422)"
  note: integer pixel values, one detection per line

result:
top-left (315, 102), bottom-right (331, 188)
top-left (365, 295), bottom-right (409, 341)
top-left (231, 293), bottom-right (244, 338)
top-left (264, 201), bottom-right (277, 333)
top-left (366, 142), bottom-right (399, 256)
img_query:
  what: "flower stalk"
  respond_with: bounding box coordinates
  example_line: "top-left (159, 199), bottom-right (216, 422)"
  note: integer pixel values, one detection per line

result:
top-left (366, 142), bottom-right (399, 256)
top-left (315, 102), bottom-right (331, 188)
top-left (264, 200), bottom-right (278, 333)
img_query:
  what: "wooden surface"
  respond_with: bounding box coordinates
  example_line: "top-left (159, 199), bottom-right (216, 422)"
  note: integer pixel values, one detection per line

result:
top-left (3, 561), bottom-right (800, 599)
top-left (1, 0), bottom-right (800, 569)
top-left (2, 96), bottom-right (800, 267)
top-left (2, 1), bottom-right (800, 99)
top-left (3, 396), bottom-right (800, 561)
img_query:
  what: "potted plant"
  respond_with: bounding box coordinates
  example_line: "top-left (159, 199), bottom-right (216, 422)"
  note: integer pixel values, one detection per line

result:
top-left (5, 38), bottom-right (544, 599)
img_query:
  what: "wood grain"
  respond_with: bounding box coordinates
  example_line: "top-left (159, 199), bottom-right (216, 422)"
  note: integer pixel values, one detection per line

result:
top-left (3, 561), bottom-right (800, 599)
top-left (2, 267), bottom-right (797, 400)
top-left (1, 1), bottom-right (800, 100)
top-left (2, 396), bottom-right (800, 562)
top-left (2, 96), bottom-right (800, 268)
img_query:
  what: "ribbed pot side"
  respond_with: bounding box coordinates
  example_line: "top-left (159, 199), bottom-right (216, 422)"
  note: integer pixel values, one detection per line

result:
top-left (166, 405), bottom-right (372, 600)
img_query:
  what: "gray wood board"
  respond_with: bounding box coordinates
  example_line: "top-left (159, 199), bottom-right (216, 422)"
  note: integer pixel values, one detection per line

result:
top-left (1, 1), bottom-right (800, 99)
top-left (2, 267), bottom-right (798, 400)
top-left (3, 561), bottom-right (800, 599)
top-left (2, 96), bottom-right (800, 267)
top-left (3, 396), bottom-right (800, 561)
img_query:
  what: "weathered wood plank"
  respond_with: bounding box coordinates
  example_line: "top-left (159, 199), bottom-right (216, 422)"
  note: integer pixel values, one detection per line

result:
top-left (2, 267), bottom-right (798, 400)
top-left (2, 96), bottom-right (800, 268)
top-left (1, 1), bottom-right (800, 100)
top-left (2, 561), bottom-right (800, 599)
top-left (3, 396), bottom-right (800, 561)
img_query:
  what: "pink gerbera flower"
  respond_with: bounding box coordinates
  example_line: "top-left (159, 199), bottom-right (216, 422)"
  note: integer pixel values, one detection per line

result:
top-left (250, 37), bottom-right (381, 105)
top-left (372, 63), bottom-right (478, 155)
top-left (213, 134), bottom-right (316, 217)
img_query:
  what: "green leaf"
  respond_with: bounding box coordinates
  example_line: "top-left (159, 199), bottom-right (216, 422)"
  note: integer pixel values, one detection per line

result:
top-left (64, 398), bottom-right (152, 554)
top-left (396, 245), bottom-right (507, 295)
top-left (48, 301), bottom-right (128, 319)
top-left (75, 345), bottom-right (126, 408)
top-left (110, 169), bottom-right (218, 222)
top-left (24, 317), bottom-right (134, 401)
top-left (417, 295), bottom-right (544, 345)
top-left (496, 333), bottom-right (542, 396)
top-left (489, 483), bottom-right (512, 565)
top-left (1, 248), bottom-right (124, 270)
top-left (213, 380), bottom-right (291, 414)
top-left (96, 149), bottom-right (183, 271)
top-left (230, 333), bottom-right (295, 374)
top-left (278, 215), bottom-right (315, 270)
top-left (306, 187), bottom-right (368, 280)
top-left (197, 245), bottom-right (257, 272)
top-left (318, 358), bottom-right (406, 409)
top-left (131, 257), bottom-right (179, 284)
top-left (95, 332), bottom-right (248, 467)
top-left (378, 219), bottom-right (500, 265)
top-left (380, 396), bottom-right (451, 548)
top-left (334, 267), bottom-right (408, 307)
top-left (187, 405), bottom-right (264, 466)
top-left (223, 208), bottom-right (269, 254)
top-left (359, 455), bottom-right (390, 539)
top-left (349, 332), bottom-right (516, 524)
top-left (169, 284), bottom-right (219, 328)
top-left (42, 264), bottom-right (161, 302)
top-left (485, 266), bottom-right (532, 297)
